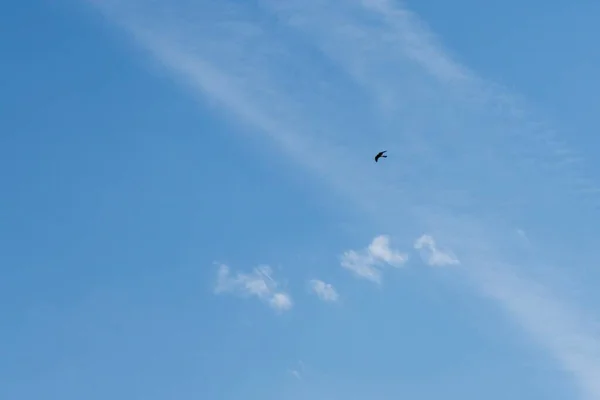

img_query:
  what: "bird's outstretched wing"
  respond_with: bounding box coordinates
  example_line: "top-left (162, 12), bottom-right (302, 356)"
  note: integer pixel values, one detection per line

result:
top-left (374, 150), bottom-right (387, 162)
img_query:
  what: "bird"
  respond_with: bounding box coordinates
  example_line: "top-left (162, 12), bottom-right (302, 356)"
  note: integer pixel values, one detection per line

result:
top-left (374, 150), bottom-right (387, 162)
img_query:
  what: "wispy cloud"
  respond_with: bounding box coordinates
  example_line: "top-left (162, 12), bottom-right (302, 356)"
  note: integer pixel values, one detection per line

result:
top-left (214, 264), bottom-right (293, 312)
top-left (466, 259), bottom-right (600, 400)
top-left (261, 0), bottom-right (600, 212)
top-left (414, 234), bottom-right (460, 266)
top-left (340, 235), bottom-right (407, 283)
top-left (308, 279), bottom-right (340, 302)
top-left (288, 360), bottom-right (305, 380)
top-left (289, 369), bottom-right (302, 380)
top-left (515, 228), bottom-right (531, 248)
top-left (91, 0), bottom-right (600, 397)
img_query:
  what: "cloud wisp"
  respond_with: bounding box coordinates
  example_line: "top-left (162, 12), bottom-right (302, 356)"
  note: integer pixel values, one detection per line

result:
top-left (90, 0), bottom-right (600, 397)
top-left (340, 235), bottom-right (407, 284)
top-left (261, 0), bottom-right (600, 213)
top-left (308, 279), bottom-right (340, 302)
top-left (214, 264), bottom-right (293, 312)
top-left (414, 234), bottom-right (460, 267)
top-left (288, 360), bottom-right (305, 381)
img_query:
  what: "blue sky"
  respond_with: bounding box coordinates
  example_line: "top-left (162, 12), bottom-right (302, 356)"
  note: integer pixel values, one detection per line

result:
top-left (3, 0), bottom-right (600, 399)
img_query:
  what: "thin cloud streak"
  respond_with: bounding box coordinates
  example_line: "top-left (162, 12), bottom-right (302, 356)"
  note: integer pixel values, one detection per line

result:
top-left (214, 264), bottom-right (293, 312)
top-left (468, 261), bottom-right (600, 399)
top-left (89, 0), bottom-right (600, 398)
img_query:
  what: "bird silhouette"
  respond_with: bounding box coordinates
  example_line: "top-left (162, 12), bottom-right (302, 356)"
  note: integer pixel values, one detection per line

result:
top-left (374, 150), bottom-right (387, 162)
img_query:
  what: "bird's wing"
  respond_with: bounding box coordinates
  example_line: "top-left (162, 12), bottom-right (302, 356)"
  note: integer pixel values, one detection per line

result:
top-left (375, 150), bottom-right (387, 162)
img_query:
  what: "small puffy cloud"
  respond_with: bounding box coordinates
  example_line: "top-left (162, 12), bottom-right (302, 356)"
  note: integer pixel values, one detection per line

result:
top-left (269, 292), bottom-right (293, 310)
top-left (368, 235), bottom-right (408, 265)
top-left (214, 264), bottom-right (293, 312)
top-left (340, 235), bottom-right (408, 283)
top-left (414, 234), bottom-right (460, 266)
top-left (309, 279), bottom-right (339, 302)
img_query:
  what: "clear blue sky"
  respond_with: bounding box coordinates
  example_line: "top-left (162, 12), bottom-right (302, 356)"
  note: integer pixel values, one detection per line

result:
top-left (2, 1), bottom-right (600, 399)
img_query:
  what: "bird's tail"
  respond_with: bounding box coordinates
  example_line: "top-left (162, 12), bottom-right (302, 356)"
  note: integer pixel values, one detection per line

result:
top-left (382, 155), bottom-right (387, 158)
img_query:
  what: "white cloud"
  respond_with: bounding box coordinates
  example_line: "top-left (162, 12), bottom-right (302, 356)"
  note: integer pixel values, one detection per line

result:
top-left (214, 264), bottom-right (293, 312)
top-left (340, 249), bottom-right (382, 284)
top-left (414, 234), bottom-right (460, 266)
top-left (369, 235), bottom-right (408, 265)
top-left (309, 279), bottom-right (339, 302)
top-left (340, 235), bottom-right (408, 283)
top-left (269, 292), bottom-right (293, 310)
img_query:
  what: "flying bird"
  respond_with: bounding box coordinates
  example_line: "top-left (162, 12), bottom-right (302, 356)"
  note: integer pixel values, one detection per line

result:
top-left (374, 150), bottom-right (387, 162)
